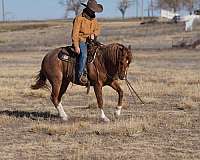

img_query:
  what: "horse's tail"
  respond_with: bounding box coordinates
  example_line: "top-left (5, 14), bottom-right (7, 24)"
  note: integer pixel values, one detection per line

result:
top-left (31, 69), bottom-right (47, 90)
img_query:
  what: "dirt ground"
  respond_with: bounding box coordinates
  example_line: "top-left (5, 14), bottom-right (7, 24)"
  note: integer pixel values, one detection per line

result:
top-left (0, 20), bottom-right (200, 160)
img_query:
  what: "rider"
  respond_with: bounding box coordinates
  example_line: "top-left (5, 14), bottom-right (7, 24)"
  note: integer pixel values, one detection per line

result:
top-left (71, 0), bottom-right (103, 84)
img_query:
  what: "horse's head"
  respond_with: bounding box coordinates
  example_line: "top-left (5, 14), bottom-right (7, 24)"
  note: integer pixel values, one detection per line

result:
top-left (117, 45), bottom-right (133, 80)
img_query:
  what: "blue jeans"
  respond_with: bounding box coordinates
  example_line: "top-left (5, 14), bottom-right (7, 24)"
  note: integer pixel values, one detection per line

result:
top-left (78, 42), bottom-right (87, 77)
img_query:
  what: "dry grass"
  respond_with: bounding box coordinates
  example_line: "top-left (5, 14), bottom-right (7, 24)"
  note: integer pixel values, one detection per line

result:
top-left (0, 20), bottom-right (200, 160)
top-left (0, 115), bottom-right (17, 126)
top-left (0, 20), bottom-right (66, 32)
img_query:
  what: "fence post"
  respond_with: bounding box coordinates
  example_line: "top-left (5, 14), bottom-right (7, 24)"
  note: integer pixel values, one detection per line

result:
top-left (2, 0), bottom-right (5, 21)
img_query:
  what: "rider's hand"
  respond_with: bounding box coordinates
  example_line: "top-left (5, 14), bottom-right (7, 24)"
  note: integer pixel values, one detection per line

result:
top-left (91, 34), bottom-right (95, 40)
top-left (75, 47), bottom-right (80, 54)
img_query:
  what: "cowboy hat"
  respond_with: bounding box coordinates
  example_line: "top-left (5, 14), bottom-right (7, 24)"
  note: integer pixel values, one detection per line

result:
top-left (81, 0), bottom-right (103, 13)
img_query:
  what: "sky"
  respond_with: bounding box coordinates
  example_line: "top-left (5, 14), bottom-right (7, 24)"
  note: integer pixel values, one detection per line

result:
top-left (0, 0), bottom-right (158, 21)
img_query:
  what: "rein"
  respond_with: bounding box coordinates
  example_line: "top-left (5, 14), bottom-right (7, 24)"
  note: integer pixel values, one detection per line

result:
top-left (124, 77), bottom-right (145, 105)
top-left (106, 71), bottom-right (145, 105)
top-left (89, 46), bottom-right (99, 64)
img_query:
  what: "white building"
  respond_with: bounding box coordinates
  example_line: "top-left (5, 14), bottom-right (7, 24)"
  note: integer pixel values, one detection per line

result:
top-left (160, 9), bottom-right (200, 32)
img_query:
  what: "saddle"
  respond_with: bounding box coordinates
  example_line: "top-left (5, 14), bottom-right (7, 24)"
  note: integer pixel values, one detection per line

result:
top-left (58, 46), bottom-right (78, 63)
top-left (58, 46), bottom-right (96, 64)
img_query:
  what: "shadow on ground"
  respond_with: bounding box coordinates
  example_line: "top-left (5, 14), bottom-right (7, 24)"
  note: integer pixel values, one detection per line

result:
top-left (0, 110), bottom-right (58, 120)
top-left (0, 110), bottom-right (97, 123)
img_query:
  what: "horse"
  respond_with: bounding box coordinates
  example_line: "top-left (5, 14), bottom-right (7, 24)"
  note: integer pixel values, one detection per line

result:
top-left (31, 39), bottom-right (133, 122)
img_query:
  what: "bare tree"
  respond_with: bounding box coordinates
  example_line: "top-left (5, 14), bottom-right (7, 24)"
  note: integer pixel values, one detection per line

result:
top-left (59, 0), bottom-right (86, 17)
top-left (183, 0), bottom-right (199, 14)
top-left (118, 0), bottom-right (131, 19)
top-left (149, 0), bottom-right (155, 16)
top-left (156, 0), bottom-right (183, 12)
top-left (184, 0), bottom-right (195, 14)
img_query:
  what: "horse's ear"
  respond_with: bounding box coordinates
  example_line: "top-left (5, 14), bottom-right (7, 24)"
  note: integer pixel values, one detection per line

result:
top-left (128, 45), bottom-right (131, 50)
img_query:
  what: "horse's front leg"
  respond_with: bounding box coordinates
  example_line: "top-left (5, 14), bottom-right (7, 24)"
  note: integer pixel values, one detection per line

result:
top-left (109, 80), bottom-right (123, 118)
top-left (94, 83), bottom-right (110, 122)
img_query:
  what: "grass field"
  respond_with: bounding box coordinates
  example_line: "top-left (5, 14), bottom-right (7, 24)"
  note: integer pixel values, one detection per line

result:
top-left (0, 20), bottom-right (200, 160)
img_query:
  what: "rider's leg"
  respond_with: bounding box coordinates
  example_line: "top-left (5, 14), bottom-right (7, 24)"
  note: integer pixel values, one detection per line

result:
top-left (78, 42), bottom-right (88, 83)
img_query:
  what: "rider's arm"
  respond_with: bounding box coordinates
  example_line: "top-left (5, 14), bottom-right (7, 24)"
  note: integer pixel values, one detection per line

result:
top-left (72, 16), bottom-right (82, 48)
top-left (93, 19), bottom-right (100, 37)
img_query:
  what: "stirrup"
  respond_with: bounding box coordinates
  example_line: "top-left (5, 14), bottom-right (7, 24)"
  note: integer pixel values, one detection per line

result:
top-left (79, 74), bottom-right (88, 85)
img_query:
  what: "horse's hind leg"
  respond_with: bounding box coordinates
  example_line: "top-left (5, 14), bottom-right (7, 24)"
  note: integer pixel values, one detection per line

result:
top-left (57, 80), bottom-right (70, 121)
top-left (58, 79), bottom-right (70, 102)
top-left (109, 80), bottom-right (123, 118)
top-left (50, 79), bottom-right (69, 121)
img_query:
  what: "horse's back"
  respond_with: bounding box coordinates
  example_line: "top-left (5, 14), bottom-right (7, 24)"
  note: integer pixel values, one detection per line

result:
top-left (42, 47), bottom-right (75, 81)
top-left (42, 48), bottom-right (63, 76)
top-left (43, 48), bottom-right (61, 62)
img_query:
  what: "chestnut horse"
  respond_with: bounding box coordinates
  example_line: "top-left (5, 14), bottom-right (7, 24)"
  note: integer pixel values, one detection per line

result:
top-left (31, 40), bottom-right (132, 122)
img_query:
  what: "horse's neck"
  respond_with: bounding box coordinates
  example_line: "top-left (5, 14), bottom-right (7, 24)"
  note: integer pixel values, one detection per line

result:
top-left (98, 46), bottom-right (118, 76)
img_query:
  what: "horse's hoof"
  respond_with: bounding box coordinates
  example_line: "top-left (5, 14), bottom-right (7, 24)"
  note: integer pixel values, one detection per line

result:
top-left (114, 112), bottom-right (120, 119)
top-left (114, 106), bottom-right (122, 118)
top-left (60, 116), bottom-right (69, 122)
top-left (114, 110), bottom-right (122, 119)
top-left (101, 117), bottom-right (110, 123)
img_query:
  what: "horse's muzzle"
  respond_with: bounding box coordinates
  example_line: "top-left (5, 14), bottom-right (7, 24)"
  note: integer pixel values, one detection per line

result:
top-left (118, 74), bottom-right (126, 80)
top-left (118, 69), bottom-right (128, 80)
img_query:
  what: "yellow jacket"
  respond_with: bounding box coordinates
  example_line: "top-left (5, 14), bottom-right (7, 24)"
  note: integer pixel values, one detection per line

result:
top-left (71, 13), bottom-right (100, 48)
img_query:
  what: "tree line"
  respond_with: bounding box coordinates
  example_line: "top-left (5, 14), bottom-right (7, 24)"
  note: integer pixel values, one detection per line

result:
top-left (59, 0), bottom-right (200, 19)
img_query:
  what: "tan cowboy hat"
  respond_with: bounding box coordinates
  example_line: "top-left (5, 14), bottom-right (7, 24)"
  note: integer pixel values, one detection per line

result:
top-left (81, 0), bottom-right (103, 13)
